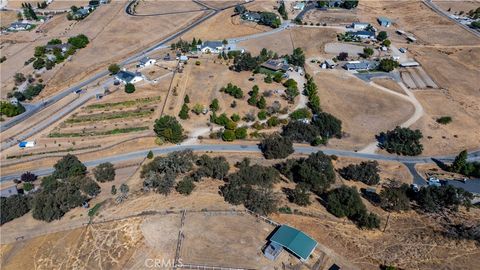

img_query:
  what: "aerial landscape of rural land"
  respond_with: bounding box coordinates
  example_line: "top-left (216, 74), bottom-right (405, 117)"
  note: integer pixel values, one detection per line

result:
top-left (1, 0), bottom-right (480, 269)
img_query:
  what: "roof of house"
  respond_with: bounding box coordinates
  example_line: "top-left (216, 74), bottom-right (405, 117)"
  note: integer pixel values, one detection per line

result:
top-left (139, 56), bottom-right (154, 64)
top-left (116, 70), bottom-right (139, 82)
top-left (325, 59), bottom-right (336, 66)
top-left (202, 41), bottom-right (224, 49)
top-left (353, 22), bottom-right (370, 26)
top-left (9, 22), bottom-right (31, 28)
top-left (261, 59), bottom-right (289, 71)
top-left (345, 61), bottom-right (371, 70)
top-left (269, 225), bottom-right (317, 261)
top-left (352, 30), bottom-right (375, 37)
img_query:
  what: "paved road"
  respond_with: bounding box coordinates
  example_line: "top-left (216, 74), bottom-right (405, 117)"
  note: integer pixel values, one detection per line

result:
top-left (423, 0), bottom-right (480, 38)
top-left (2, 143), bottom-right (479, 181)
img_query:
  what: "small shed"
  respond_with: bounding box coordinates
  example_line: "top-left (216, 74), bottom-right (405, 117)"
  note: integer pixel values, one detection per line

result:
top-left (325, 59), bottom-right (336, 68)
top-left (264, 225), bottom-right (317, 262)
top-left (377, 17), bottom-right (392, 27)
top-left (406, 36), bottom-right (417, 42)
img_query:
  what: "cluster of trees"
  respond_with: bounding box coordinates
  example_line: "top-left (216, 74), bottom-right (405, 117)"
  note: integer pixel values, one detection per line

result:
top-left (153, 115), bottom-right (184, 144)
top-left (1, 195), bottom-right (32, 225)
top-left (448, 150), bottom-right (480, 177)
top-left (108, 63), bottom-right (120, 74)
top-left (326, 186), bottom-right (381, 229)
top-left (31, 35), bottom-right (89, 70)
top-left (32, 154), bottom-right (101, 222)
top-left (258, 12), bottom-right (281, 28)
top-left (283, 79), bottom-right (299, 102)
top-left (221, 83), bottom-right (244, 99)
top-left (221, 158), bottom-right (280, 215)
top-left (378, 58), bottom-right (399, 72)
top-left (260, 134), bottom-right (294, 159)
top-left (13, 83), bottom-right (45, 101)
top-left (379, 182), bottom-right (473, 214)
top-left (286, 48), bottom-right (305, 67)
top-left (339, 161), bottom-right (381, 185)
top-left (192, 155), bottom-right (230, 181)
top-left (247, 85), bottom-right (266, 109)
top-left (179, 95), bottom-right (190, 120)
top-left (278, 1), bottom-right (288, 20)
top-left (281, 112), bottom-right (342, 145)
top-left (317, 0), bottom-right (359, 9)
top-left (170, 38), bottom-right (202, 52)
top-left (377, 126), bottom-right (423, 156)
top-left (362, 47), bottom-right (374, 58)
top-left (0, 101), bottom-right (25, 117)
top-left (21, 2), bottom-right (38, 20)
top-left (141, 150), bottom-right (196, 196)
top-left (276, 151), bottom-right (336, 194)
top-left (210, 112), bottom-right (247, 141)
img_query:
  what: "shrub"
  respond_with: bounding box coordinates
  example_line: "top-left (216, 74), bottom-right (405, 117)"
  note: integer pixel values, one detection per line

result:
top-left (111, 185), bottom-right (117, 195)
top-left (154, 115), bottom-right (184, 143)
top-left (178, 103), bottom-right (189, 119)
top-left (436, 116), bottom-right (452, 125)
top-left (93, 162), bottom-right (116, 182)
top-left (289, 108), bottom-right (312, 120)
top-left (260, 135), bottom-right (294, 159)
top-left (222, 130), bottom-right (236, 141)
top-left (378, 58), bottom-right (399, 72)
top-left (264, 74), bottom-right (272, 83)
top-left (230, 113), bottom-right (240, 122)
top-left (125, 83), bottom-right (135, 93)
top-left (195, 61), bottom-right (201, 66)
top-left (21, 171), bottom-right (37, 182)
top-left (377, 31), bottom-right (388, 41)
top-left (147, 150), bottom-right (154, 159)
top-left (257, 110), bottom-right (268, 120)
top-left (235, 127), bottom-right (248, 139)
top-left (266, 116), bottom-right (280, 127)
top-left (176, 177), bottom-right (196, 195)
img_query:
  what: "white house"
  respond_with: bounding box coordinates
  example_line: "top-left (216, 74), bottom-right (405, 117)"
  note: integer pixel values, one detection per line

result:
top-left (351, 30), bottom-right (376, 39)
top-left (138, 57), bottom-right (156, 68)
top-left (199, 41), bottom-right (225, 54)
top-left (8, 22), bottom-right (33, 31)
top-left (351, 22), bottom-right (370, 30)
top-left (115, 70), bottom-right (143, 84)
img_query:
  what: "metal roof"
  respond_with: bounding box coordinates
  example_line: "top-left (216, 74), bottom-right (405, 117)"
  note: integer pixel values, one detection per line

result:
top-left (269, 225), bottom-right (317, 261)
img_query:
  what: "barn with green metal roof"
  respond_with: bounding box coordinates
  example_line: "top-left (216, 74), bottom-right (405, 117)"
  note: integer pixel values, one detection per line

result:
top-left (264, 225), bottom-right (317, 262)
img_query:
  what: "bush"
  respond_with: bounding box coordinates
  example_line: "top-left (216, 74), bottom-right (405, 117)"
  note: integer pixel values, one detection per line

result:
top-left (436, 116), bottom-right (452, 125)
top-left (235, 127), bottom-right (248, 139)
top-left (266, 116), bottom-right (280, 127)
top-left (154, 115), bottom-right (184, 143)
top-left (210, 98), bottom-right (220, 112)
top-left (339, 161), bottom-right (380, 185)
top-left (0, 101), bottom-right (25, 117)
top-left (93, 162), bottom-right (116, 182)
top-left (193, 155), bottom-right (229, 181)
top-left (222, 130), bottom-right (236, 141)
top-left (338, 52), bottom-right (348, 61)
top-left (195, 61), bottom-right (201, 66)
top-left (176, 177), bottom-right (196, 195)
top-left (363, 47), bottom-right (374, 57)
top-left (67, 34), bottom-right (89, 49)
top-left (377, 126), bottom-right (423, 156)
top-left (125, 83), bottom-right (135, 93)
top-left (260, 135), bottom-right (294, 159)
top-left (264, 74), bottom-right (272, 83)
top-left (21, 171), bottom-right (37, 182)
top-left (147, 150), bottom-right (154, 159)
top-left (111, 185), bottom-right (117, 195)
top-left (178, 103), bottom-right (189, 119)
top-left (289, 108), bottom-right (312, 120)
top-left (286, 183), bottom-right (311, 206)
top-left (230, 113), bottom-right (240, 122)
top-left (257, 110), bottom-right (268, 120)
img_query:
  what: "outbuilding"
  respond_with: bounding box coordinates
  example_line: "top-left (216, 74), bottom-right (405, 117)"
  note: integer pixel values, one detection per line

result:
top-left (351, 22), bottom-right (370, 30)
top-left (115, 70), bottom-right (143, 84)
top-left (138, 56), bottom-right (156, 68)
top-left (344, 61), bottom-right (372, 71)
top-left (325, 59), bottom-right (336, 69)
top-left (264, 225), bottom-right (317, 262)
top-left (377, 17), bottom-right (392, 27)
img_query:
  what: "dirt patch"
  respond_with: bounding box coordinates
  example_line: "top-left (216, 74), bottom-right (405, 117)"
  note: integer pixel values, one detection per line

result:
top-left (433, 0), bottom-right (480, 15)
top-left (372, 78), bottom-right (406, 95)
top-left (310, 71), bottom-right (415, 151)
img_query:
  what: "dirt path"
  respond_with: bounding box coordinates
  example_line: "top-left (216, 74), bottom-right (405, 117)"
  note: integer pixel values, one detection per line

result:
top-left (359, 81), bottom-right (425, 154)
